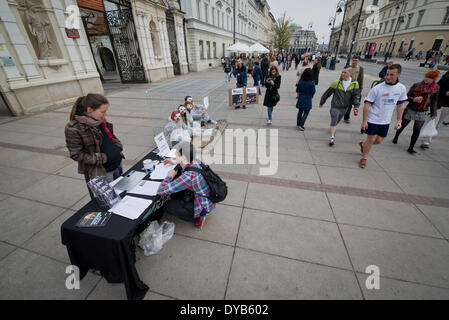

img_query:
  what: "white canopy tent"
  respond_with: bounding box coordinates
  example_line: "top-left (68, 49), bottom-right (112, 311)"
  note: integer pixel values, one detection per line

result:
top-left (225, 42), bottom-right (251, 53)
top-left (249, 43), bottom-right (270, 54)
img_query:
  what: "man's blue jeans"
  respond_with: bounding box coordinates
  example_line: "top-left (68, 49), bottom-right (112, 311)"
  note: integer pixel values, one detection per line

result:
top-left (267, 107), bottom-right (273, 121)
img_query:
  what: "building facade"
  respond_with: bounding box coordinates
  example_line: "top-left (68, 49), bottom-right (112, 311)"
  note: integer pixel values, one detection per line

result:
top-left (180, 0), bottom-right (275, 72)
top-left (78, 0), bottom-right (188, 83)
top-left (357, 0), bottom-right (449, 58)
top-left (337, 0), bottom-right (372, 55)
top-left (289, 23), bottom-right (318, 53)
top-left (0, 0), bottom-right (102, 116)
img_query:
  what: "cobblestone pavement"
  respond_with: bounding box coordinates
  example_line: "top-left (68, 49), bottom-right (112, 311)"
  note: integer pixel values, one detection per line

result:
top-left (0, 65), bottom-right (448, 300)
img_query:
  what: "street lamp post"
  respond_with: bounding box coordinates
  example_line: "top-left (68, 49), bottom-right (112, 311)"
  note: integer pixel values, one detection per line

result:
top-left (328, 16), bottom-right (336, 52)
top-left (346, 0), bottom-right (365, 66)
top-left (335, 0), bottom-right (348, 58)
top-left (384, 0), bottom-right (406, 63)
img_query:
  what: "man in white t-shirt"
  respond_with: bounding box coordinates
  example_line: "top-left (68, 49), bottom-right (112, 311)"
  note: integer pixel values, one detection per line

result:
top-left (357, 64), bottom-right (408, 168)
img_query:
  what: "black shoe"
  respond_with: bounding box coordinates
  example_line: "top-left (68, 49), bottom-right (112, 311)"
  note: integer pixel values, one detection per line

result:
top-left (242, 105), bottom-right (246, 109)
top-left (444, 122), bottom-right (449, 126)
top-left (407, 148), bottom-right (417, 154)
top-left (392, 137), bottom-right (398, 144)
top-left (235, 106), bottom-right (241, 109)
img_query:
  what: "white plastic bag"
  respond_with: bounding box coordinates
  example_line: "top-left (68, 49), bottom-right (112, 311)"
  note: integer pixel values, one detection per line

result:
top-left (138, 221), bottom-right (175, 256)
top-left (419, 119), bottom-right (438, 138)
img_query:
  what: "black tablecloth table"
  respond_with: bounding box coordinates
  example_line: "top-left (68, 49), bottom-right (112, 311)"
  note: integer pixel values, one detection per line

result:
top-left (61, 150), bottom-right (166, 300)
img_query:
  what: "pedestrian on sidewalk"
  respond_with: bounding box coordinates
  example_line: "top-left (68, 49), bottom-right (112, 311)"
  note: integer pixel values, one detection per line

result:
top-left (253, 61), bottom-right (262, 95)
top-left (296, 68), bottom-right (316, 131)
top-left (319, 66), bottom-right (361, 146)
top-left (436, 70), bottom-right (449, 128)
top-left (65, 94), bottom-right (124, 199)
top-left (379, 61), bottom-right (392, 80)
top-left (392, 70), bottom-right (440, 154)
top-left (312, 58), bottom-right (322, 85)
top-left (344, 56), bottom-right (364, 123)
top-left (357, 64), bottom-right (407, 168)
top-left (264, 65), bottom-right (282, 125)
top-left (326, 55), bottom-right (332, 70)
top-left (261, 54), bottom-right (270, 87)
top-left (233, 58), bottom-right (248, 109)
top-left (224, 61), bottom-right (232, 82)
top-left (424, 50), bottom-right (433, 66)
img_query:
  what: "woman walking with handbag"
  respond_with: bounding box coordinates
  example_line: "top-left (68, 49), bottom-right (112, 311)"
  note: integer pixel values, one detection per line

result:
top-left (264, 65), bottom-right (282, 125)
top-left (392, 70), bottom-right (440, 154)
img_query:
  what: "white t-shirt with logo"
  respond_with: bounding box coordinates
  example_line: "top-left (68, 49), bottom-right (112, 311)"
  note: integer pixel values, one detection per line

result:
top-left (365, 81), bottom-right (408, 125)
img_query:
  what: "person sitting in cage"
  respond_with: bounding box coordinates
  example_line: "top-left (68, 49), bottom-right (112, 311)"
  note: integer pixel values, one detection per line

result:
top-left (184, 96), bottom-right (217, 126)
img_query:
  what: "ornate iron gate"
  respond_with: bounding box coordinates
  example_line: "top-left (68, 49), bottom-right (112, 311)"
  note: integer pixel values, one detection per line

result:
top-left (104, 0), bottom-right (147, 83)
top-left (166, 11), bottom-right (180, 75)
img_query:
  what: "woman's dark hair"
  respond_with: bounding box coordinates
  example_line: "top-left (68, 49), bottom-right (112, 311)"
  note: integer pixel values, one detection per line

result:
top-left (255, 61), bottom-right (259, 66)
top-left (300, 68), bottom-right (314, 82)
top-left (269, 65), bottom-right (279, 77)
top-left (70, 93), bottom-right (108, 121)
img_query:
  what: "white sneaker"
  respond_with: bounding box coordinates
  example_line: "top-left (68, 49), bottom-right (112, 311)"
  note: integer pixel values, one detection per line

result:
top-left (267, 120), bottom-right (272, 125)
top-left (329, 137), bottom-right (335, 146)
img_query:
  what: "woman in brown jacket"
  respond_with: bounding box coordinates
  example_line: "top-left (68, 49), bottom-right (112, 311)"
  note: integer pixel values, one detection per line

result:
top-left (65, 94), bottom-right (124, 198)
top-left (392, 70), bottom-right (440, 154)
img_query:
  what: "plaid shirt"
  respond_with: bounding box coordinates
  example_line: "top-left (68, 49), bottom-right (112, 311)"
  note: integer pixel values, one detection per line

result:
top-left (157, 161), bottom-right (215, 218)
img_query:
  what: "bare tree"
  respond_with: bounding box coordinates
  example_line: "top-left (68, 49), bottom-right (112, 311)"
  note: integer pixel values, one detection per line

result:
top-left (273, 12), bottom-right (292, 52)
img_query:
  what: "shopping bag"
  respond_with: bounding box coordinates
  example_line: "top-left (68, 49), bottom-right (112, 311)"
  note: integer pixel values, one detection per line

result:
top-left (419, 119), bottom-right (438, 138)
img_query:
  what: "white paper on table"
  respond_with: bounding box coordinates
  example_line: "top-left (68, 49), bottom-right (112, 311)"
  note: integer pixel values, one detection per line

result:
top-left (154, 132), bottom-right (170, 157)
top-left (150, 163), bottom-right (176, 180)
top-left (109, 176), bottom-right (125, 194)
top-left (109, 196), bottom-right (153, 220)
top-left (203, 96), bottom-right (209, 110)
top-left (128, 180), bottom-right (161, 196)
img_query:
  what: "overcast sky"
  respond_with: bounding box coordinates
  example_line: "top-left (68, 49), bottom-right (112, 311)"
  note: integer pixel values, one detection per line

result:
top-left (268, 0), bottom-right (345, 46)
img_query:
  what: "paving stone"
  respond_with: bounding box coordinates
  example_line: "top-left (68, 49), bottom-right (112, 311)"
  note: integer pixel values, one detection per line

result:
top-left (0, 249), bottom-right (100, 299)
top-left (0, 148), bottom-right (36, 167)
top-left (328, 193), bottom-right (442, 238)
top-left (0, 166), bottom-right (48, 195)
top-left (17, 175), bottom-right (88, 208)
top-left (356, 273), bottom-right (449, 300)
top-left (168, 204), bottom-right (242, 246)
top-left (226, 248), bottom-right (362, 300)
top-left (0, 196), bottom-right (66, 246)
top-left (245, 183), bottom-right (335, 221)
top-left (237, 209), bottom-right (350, 269)
top-left (389, 173), bottom-right (449, 199)
top-left (340, 225), bottom-right (449, 289)
top-left (135, 235), bottom-right (233, 300)
top-left (13, 153), bottom-right (73, 174)
top-left (417, 205), bottom-right (449, 239)
top-left (0, 241), bottom-right (16, 261)
top-left (22, 210), bottom-right (75, 264)
top-left (316, 165), bottom-right (403, 193)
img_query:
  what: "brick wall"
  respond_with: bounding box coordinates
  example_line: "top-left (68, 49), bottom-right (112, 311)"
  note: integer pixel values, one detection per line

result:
top-left (77, 0), bottom-right (104, 11)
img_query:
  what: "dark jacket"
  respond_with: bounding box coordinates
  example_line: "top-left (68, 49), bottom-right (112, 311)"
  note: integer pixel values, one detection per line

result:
top-left (320, 78), bottom-right (361, 109)
top-left (233, 65), bottom-right (248, 87)
top-left (65, 120), bottom-right (124, 180)
top-left (405, 82), bottom-right (439, 117)
top-left (296, 80), bottom-right (316, 110)
top-left (438, 71), bottom-right (449, 108)
top-left (253, 65), bottom-right (262, 83)
top-left (263, 75), bottom-right (282, 107)
top-left (312, 64), bottom-right (320, 85)
top-left (261, 58), bottom-right (270, 73)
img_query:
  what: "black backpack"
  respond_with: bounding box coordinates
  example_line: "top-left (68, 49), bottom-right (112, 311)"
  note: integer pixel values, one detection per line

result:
top-left (186, 164), bottom-right (228, 203)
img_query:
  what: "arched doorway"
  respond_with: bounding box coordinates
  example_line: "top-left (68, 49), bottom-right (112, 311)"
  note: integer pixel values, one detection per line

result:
top-left (99, 47), bottom-right (116, 72)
